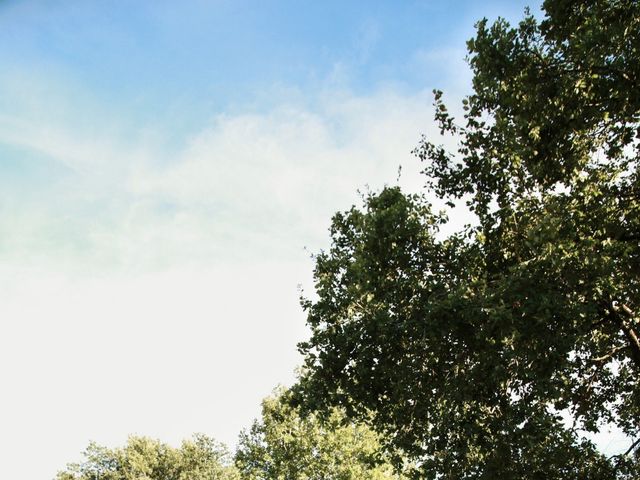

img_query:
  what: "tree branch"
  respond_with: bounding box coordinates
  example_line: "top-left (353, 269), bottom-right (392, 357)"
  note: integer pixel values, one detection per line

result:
top-left (611, 436), bottom-right (640, 460)
top-left (611, 302), bottom-right (640, 368)
top-left (622, 436), bottom-right (640, 457)
top-left (590, 345), bottom-right (628, 363)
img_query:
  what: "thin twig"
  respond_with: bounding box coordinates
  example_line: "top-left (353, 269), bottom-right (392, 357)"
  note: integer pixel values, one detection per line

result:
top-left (622, 436), bottom-right (640, 457)
top-left (609, 436), bottom-right (640, 460)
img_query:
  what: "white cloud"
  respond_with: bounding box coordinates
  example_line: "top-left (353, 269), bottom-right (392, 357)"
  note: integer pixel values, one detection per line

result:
top-left (1, 82), bottom-right (461, 272)
top-left (128, 90), bottom-right (439, 254)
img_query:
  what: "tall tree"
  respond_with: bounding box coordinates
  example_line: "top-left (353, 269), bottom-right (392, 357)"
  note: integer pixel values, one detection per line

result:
top-left (56, 435), bottom-right (239, 480)
top-left (235, 389), bottom-right (409, 479)
top-left (294, 1), bottom-right (640, 478)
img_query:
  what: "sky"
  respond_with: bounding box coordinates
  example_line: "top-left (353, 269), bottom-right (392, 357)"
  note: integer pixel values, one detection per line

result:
top-left (2, 1), bottom-right (629, 478)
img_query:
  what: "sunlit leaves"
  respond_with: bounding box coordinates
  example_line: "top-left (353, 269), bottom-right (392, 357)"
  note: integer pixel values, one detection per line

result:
top-left (56, 435), bottom-right (239, 480)
top-left (236, 389), bottom-right (408, 480)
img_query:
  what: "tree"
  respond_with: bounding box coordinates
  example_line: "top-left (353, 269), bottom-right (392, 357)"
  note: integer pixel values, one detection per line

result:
top-left (294, 1), bottom-right (640, 478)
top-left (56, 435), bottom-right (239, 480)
top-left (235, 388), bottom-right (409, 479)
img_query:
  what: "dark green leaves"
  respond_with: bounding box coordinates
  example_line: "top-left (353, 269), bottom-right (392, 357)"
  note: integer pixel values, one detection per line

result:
top-left (296, 1), bottom-right (640, 478)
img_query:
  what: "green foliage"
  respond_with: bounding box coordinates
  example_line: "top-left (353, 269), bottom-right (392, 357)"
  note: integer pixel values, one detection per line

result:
top-left (56, 435), bottom-right (239, 480)
top-left (294, 1), bottom-right (640, 478)
top-left (235, 388), bottom-right (409, 479)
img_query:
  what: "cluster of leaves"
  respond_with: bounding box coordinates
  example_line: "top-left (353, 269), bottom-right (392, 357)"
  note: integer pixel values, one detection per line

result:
top-left (57, 390), bottom-right (405, 480)
top-left (294, 0), bottom-right (640, 478)
top-left (236, 388), bottom-right (408, 480)
top-left (56, 435), bottom-right (238, 480)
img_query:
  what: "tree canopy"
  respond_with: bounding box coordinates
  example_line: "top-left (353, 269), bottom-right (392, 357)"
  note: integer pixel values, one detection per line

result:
top-left (56, 395), bottom-right (406, 480)
top-left (56, 435), bottom-right (239, 480)
top-left (235, 388), bottom-right (408, 480)
top-left (294, 1), bottom-right (640, 478)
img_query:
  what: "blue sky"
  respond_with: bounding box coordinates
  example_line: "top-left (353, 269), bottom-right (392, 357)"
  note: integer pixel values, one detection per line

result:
top-left (9, 2), bottom-right (632, 479)
top-left (0, 0), bottom-right (534, 141)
